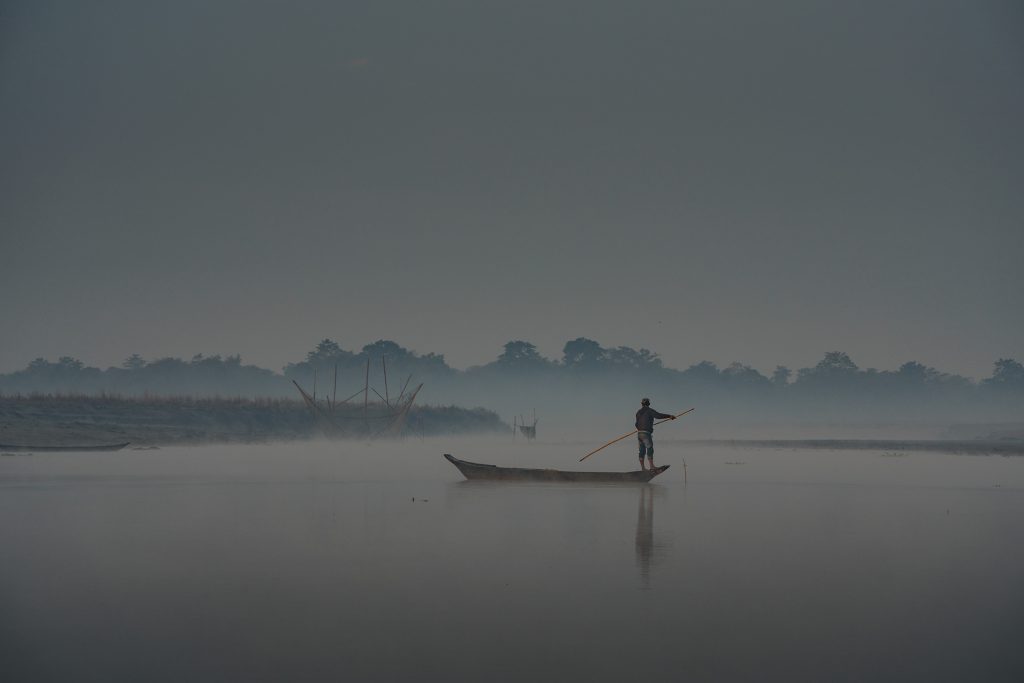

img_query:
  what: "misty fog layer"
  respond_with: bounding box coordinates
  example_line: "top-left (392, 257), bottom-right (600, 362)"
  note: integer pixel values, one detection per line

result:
top-left (4, 342), bottom-right (1023, 434)
top-left (2, 439), bottom-right (1022, 682)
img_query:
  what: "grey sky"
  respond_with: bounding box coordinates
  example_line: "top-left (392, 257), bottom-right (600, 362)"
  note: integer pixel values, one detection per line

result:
top-left (2, 1), bottom-right (1022, 379)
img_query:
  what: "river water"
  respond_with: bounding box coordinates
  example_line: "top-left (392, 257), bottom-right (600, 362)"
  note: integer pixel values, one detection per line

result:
top-left (2, 438), bottom-right (1022, 682)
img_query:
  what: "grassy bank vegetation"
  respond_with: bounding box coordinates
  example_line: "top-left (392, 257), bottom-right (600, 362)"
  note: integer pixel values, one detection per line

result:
top-left (0, 393), bottom-right (506, 447)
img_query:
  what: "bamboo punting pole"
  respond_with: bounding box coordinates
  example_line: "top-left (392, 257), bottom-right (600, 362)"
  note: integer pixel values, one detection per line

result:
top-left (382, 355), bottom-right (390, 407)
top-left (579, 408), bottom-right (695, 462)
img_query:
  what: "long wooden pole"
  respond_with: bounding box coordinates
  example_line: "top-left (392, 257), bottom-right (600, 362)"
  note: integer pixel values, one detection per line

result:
top-left (395, 374), bottom-right (412, 405)
top-left (579, 408), bottom-right (694, 462)
top-left (336, 387), bottom-right (363, 405)
top-left (363, 358), bottom-right (369, 421)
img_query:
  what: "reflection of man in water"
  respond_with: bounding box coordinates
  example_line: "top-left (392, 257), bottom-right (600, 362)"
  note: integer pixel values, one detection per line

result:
top-left (635, 398), bottom-right (674, 471)
top-left (635, 486), bottom-right (655, 588)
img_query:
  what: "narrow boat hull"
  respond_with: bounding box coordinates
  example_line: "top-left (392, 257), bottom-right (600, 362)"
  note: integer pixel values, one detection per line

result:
top-left (444, 453), bottom-right (668, 483)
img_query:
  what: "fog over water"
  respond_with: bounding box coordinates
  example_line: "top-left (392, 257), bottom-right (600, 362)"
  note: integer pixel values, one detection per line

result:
top-left (3, 438), bottom-right (1022, 682)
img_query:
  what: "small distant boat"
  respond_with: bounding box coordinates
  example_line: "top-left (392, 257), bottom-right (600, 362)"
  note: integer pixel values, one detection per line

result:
top-left (444, 453), bottom-right (668, 483)
top-left (0, 442), bottom-right (130, 452)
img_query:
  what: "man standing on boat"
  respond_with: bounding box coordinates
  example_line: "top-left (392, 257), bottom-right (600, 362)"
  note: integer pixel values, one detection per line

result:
top-left (636, 398), bottom-right (674, 471)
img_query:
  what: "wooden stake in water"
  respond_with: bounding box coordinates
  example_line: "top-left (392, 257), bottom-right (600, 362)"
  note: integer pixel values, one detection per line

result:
top-left (579, 408), bottom-right (695, 462)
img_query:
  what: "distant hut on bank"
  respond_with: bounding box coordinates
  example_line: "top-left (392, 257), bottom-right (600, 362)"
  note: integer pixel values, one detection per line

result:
top-left (292, 356), bottom-right (422, 438)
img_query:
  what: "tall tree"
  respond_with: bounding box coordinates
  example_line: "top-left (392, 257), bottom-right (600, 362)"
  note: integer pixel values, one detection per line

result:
top-left (814, 351), bottom-right (858, 375)
top-left (495, 341), bottom-right (551, 369)
top-left (985, 358), bottom-right (1024, 388)
top-left (122, 354), bottom-right (146, 370)
top-left (771, 365), bottom-right (791, 387)
top-left (307, 339), bottom-right (346, 363)
top-left (562, 337), bottom-right (605, 369)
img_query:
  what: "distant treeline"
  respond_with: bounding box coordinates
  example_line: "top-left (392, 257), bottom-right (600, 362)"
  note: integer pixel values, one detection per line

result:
top-left (2, 339), bottom-right (1022, 422)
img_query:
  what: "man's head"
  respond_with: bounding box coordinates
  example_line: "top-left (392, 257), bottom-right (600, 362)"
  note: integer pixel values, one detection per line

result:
top-left (641, 398), bottom-right (650, 406)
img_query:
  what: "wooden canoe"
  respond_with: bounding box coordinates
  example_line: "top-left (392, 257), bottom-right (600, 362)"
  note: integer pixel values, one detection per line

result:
top-left (444, 453), bottom-right (668, 483)
top-left (0, 442), bottom-right (130, 452)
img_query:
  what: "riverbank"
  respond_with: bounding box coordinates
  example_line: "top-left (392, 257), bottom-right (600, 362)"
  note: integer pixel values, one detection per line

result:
top-left (679, 438), bottom-right (1024, 455)
top-left (0, 394), bottom-right (506, 448)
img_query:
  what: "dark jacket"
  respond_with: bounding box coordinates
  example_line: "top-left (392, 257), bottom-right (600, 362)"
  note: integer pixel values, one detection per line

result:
top-left (635, 406), bottom-right (671, 432)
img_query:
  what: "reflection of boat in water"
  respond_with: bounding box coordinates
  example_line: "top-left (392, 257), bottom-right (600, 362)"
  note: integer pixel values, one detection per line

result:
top-left (444, 453), bottom-right (669, 483)
top-left (0, 442), bottom-right (129, 452)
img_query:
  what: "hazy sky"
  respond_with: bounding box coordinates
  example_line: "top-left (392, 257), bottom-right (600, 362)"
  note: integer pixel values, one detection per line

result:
top-left (2, 1), bottom-right (1022, 379)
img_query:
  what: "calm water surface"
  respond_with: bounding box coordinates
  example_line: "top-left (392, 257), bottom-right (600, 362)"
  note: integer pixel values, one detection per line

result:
top-left (2, 438), bottom-right (1022, 682)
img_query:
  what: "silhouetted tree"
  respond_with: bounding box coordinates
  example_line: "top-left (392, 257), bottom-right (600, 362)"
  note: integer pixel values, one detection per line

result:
top-left (562, 337), bottom-right (605, 369)
top-left (359, 339), bottom-right (453, 378)
top-left (896, 361), bottom-right (933, 383)
top-left (122, 354), bottom-right (146, 370)
top-left (681, 361), bottom-right (720, 384)
top-left (795, 352), bottom-right (858, 383)
top-left (815, 351), bottom-right (858, 375)
top-left (495, 341), bottom-right (550, 368)
top-left (57, 356), bottom-right (84, 371)
top-left (985, 358), bottom-right (1024, 389)
top-left (283, 339), bottom-right (359, 384)
top-left (362, 339), bottom-right (409, 361)
top-left (721, 362), bottom-right (771, 387)
top-left (307, 339), bottom-right (348, 364)
top-left (606, 346), bottom-right (662, 371)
